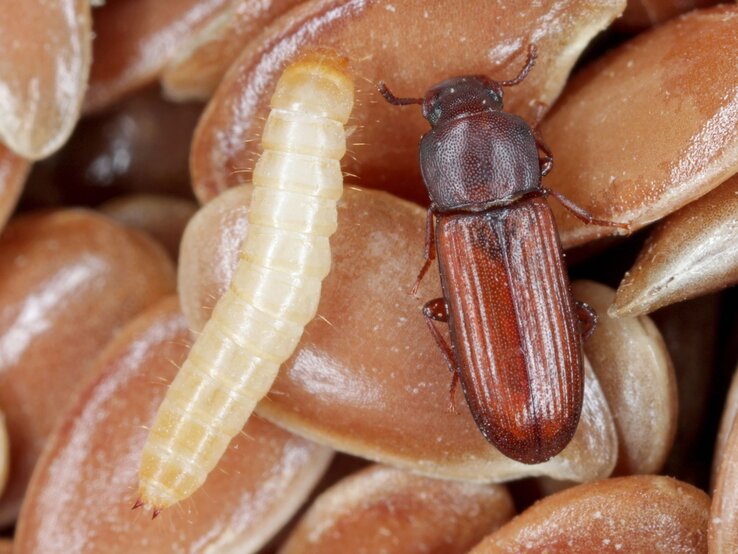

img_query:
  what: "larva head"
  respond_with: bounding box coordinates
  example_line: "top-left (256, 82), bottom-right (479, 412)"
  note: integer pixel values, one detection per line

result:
top-left (270, 51), bottom-right (354, 124)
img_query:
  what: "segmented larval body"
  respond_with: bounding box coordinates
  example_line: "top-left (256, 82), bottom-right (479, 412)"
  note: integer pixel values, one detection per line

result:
top-left (138, 53), bottom-right (354, 511)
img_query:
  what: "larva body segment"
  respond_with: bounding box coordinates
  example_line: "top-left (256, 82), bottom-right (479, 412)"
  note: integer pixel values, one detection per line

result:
top-left (138, 53), bottom-right (354, 511)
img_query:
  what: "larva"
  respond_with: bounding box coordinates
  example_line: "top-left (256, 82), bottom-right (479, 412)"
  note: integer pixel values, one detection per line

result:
top-left (137, 52), bottom-right (354, 514)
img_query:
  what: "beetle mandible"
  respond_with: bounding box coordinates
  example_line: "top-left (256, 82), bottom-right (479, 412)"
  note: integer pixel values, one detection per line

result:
top-left (379, 44), bottom-right (628, 464)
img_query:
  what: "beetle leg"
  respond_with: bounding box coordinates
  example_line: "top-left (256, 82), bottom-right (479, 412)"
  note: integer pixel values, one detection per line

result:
top-left (529, 102), bottom-right (553, 176)
top-left (575, 300), bottom-right (598, 341)
top-left (533, 129), bottom-right (554, 177)
top-left (422, 298), bottom-right (452, 361)
top-left (449, 372), bottom-right (460, 415)
top-left (531, 100), bottom-right (548, 129)
top-left (545, 188), bottom-right (630, 231)
top-left (411, 206), bottom-right (436, 296)
top-left (422, 298), bottom-right (460, 413)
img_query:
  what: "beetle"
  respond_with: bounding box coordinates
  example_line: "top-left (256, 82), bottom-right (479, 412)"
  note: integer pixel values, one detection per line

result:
top-left (378, 44), bottom-right (628, 464)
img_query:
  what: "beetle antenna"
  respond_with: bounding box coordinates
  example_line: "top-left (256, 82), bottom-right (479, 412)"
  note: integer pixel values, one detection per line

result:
top-left (500, 44), bottom-right (537, 87)
top-left (377, 82), bottom-right (423, 106)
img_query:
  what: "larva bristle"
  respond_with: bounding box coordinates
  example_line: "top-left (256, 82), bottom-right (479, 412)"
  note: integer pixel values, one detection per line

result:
top-left (132, 498), bottom-right (144, 510)
top-left (137, 50), bottom-right (354, 511)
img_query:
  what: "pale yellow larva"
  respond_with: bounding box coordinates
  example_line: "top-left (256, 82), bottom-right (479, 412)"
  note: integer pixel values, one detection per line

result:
top-left (137, 52), bottom-right (354, 514)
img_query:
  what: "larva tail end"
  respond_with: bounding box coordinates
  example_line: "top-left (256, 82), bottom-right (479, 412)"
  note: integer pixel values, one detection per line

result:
top-left (132, 495), bottom-right (165, 519)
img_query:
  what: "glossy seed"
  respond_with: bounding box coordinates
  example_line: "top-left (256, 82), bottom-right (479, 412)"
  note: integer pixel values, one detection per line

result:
top-left (0, 411), bottom-right (8, 499)
top-left (0, 209), bottom-right (175, 524)
top-left (713, 362), bottom-right (738, 487)
top-left (0, 0), bottom-right (92, 159)
top-left (572, 280), bottom-right (677, 475)
top-left (14, 297), bottom-right (333, 553)
top-left (653, 296), bottom-right (719, 480)
top-left (611, 173), bottom-right (738, 318)
top-left (616, 0), bottom-right (723, 30)
top-left (27, 86), bottom-right (202, 207)
top-left (470, 476), bottom-right (709, 553)
top-left (191, 0), bottom-right (626, 204)
top-left (179, 185), bottom-right (618, 484)
top-left (710, 376), bottom-right (738, 554)
top-left (100, 194), bottom-right (198, 260)
top-left (162, 0), bottom-right (305, 101)
top-left (279, 464), bottom-right (515, 554)
top-left (0, 144), bottom-right (30, 233)
top-left (544, 5), bottom-right (738, 248)
top-left (84, 0), bottom-right (231, 112)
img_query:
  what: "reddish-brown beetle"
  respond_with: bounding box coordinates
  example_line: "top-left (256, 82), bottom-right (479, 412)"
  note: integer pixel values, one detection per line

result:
top-left (379, 45), bottom-right (628, 464)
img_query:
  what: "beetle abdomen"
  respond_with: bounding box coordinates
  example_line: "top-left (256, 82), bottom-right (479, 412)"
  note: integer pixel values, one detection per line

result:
top-left (436, 197), bottom-right (583, 464)
top-left (138, 53), bottom-right (354, 511)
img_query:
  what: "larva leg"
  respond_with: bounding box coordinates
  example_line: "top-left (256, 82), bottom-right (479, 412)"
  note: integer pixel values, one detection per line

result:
top-left (137, 52), bottom-right (354, 513)
top-left (422, 298), bottom-right (460, 413)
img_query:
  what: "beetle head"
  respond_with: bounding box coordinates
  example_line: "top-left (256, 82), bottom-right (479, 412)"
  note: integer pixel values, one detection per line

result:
top-left (422, 76), bottom-right (504, 127)
top-left (377, 44), bottom-right (537, 127)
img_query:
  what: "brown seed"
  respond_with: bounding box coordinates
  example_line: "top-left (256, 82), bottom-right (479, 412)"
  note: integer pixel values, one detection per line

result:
top-left (179, 185), bottom-right (618, 483)
top-left (14, 297), bottom-right (333, 554)
top-left (652, 296), bottom-right (719, 481)
top-left (0, 144), bottom-right (30, 233)
top-left (616, 0), bottom-right (723, 30)
top-left (0, 0), bottom-right (91, 159)
top-left (0, 411), bottom-right (7, 499)
top-left (0, 210), bottom-right (175, 524)
top-left (470, 475), bottom-right (710, 553)
top-left (0, 540), bottom-right (11, 554)
top-left (26, 86), bottom-right (202, 207)
top-left (572, 280), bottom-right (677, 475)
top-left (279, 464), bottom-right (515, 554)
top-left (85, 0), bottom-right (231, 113)
top-left (710, 370), bottom-right (738, 554)
top-left (190, 0), bottom-right (626, 204)
top-left (611, 173), bottom-right (738, 318)
top-left (713, 362), bottom-right (738, 488)
top-left (543, 5), bottom-right (738, 248)
top-left (100, 194), bottom-right (198, 261)
top-left (162, 0), bottom-right (305, 102)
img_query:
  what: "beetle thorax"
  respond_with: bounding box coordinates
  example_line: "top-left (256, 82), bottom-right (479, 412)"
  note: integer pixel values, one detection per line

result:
top-left (419, 109), bottom-right (542, 211)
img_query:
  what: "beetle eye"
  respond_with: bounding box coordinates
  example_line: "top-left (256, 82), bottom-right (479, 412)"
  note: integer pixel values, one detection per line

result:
top-left (492, 84), bottom-right (504, 103)
top-left (428, 103), bottom-right (443, 125)
top-left (483, 86), bottom-right (503, 109)
top-left (422, 93), bottom-right (443, 126)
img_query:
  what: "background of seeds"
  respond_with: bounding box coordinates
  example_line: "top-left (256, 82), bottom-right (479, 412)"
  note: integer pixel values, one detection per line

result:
top-left (0, 0), bottom-right (736, 552)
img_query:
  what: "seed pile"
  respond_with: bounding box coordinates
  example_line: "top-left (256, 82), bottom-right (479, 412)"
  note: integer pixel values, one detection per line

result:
top-left (0, 1), bottom-right (735, 553)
